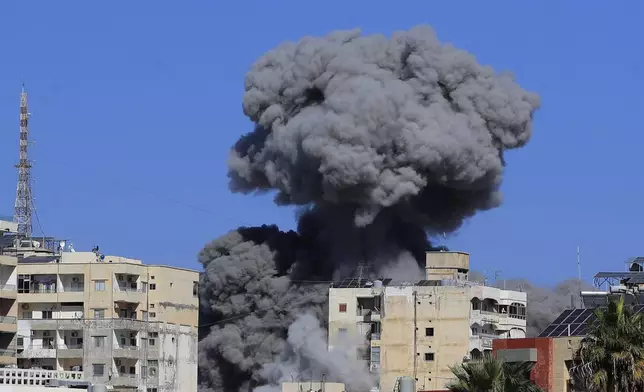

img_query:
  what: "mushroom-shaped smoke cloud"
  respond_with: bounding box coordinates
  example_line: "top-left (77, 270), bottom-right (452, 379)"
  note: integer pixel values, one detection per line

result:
top-left (199, 25), bottom-right (540, 392)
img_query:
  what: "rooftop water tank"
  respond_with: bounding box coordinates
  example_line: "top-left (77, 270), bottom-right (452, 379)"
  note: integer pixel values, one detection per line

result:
top-left (373, 280), bottom-right (383, 288)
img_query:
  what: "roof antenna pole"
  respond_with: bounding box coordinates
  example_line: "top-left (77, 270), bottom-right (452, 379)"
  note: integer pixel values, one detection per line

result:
top-left (13, 85), bottom-right (34, 238)
top-left (577, 246), bottom-right (582, 308)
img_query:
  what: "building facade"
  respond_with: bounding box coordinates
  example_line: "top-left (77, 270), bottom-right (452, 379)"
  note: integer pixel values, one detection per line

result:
top-left (0, 219), bottom-right (199, 392)
top-left (493, 336), bottom-right (581, 392)
top-left (327, 251), bottom-right (527, 392)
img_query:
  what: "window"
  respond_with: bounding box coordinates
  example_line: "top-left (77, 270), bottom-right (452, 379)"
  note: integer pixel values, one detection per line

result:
top-left (43, 337), bottom-right (54, 349)
top-left (339, 303), bottom-right (347, 313)
top-left (193, 281), bottom-right (199, 297)
top-left (424, 353), bottom-right (435, 361)
top-left (148, 360), bottom-right (158, 376)
top-left (150, 312), bottom-right (156, 318)
top-left (149, 283), bottom-right (156, 290)
top-left (93, 336), bottom-right (105, 348)
top-left (93, 309), bottom-right (105, 319)
top-left (147, 388), bottom-right (158, 392)
top-left (141, 366), bottom-right (147, 379)
top-left (170, 282), bottom-right (173, 287)
top-left (93, 364), bottom-right (105, 376)
top-left (42, 310), bottom-right (52, 319)
top-left (150, 304), bottom-right (155, 309)
top-left (17, 338), bottom-right (23, 347)
top-left (142, 311), bottom-right (148, 321)
top-left (149, 338), bottom-right (156, 346)
top-left (425, 327), bottom-right (434, 337)
top-left (151, 276), bottom-right (155, 280)
top-left (141, 282), bottom-right (148, 293)
top-left (22, 311), bottom-right (32, 319)
top-left (338, 328), bottom-right (347, 335)
top-left (129, 366), bottom-right (135, 375)
top-left (94, 280), bottom-right (106, 291)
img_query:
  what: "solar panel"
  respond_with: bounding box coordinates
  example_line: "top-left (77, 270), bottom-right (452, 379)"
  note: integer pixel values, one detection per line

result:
top-left (594, 272), bottom-right (639, 279)
top-left (550, 310), bottom-right (573, 325)
top-left (537, 308), bottom-right (595, 338)
top-left (537, 304), bottom-right (644, 338)
top-left (627, 275), bottom-right (644, 284)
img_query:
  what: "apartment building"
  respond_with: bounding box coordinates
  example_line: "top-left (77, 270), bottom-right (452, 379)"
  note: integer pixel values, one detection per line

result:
top-left (327, 251), bottom-right (527, 392)
top-left (0, 220), bottom-right (18, 368)
top-left (0, 219), bottom-right (199, 392)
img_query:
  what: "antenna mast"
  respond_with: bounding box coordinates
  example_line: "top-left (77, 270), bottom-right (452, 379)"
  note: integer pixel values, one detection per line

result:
top-left (13, 85), bottom-right (33, 237)
top-left (577, 246), bottom-right (582, 308)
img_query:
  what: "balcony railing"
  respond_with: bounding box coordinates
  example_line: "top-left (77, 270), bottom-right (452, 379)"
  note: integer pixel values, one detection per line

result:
top-left (0, 316), bottom-right (17, 324)
top-left (61, 285), bottom-right (84, 292)
top-left (116, 286), bottom-right (144, 293)
top-left (357, 308), bottom-right (380, 316)
top-left (116, 344), bottom-right (139, 350)
top-left (0, 369), bottom-right (84, 385)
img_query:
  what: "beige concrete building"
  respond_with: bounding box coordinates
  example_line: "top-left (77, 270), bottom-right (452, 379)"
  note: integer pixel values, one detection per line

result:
top-left (0, 219), bottom-right (199, 392)
top-left (328, 251), bottom-right (527, 392)
top-left (0, 220), bottom-right (18, 368)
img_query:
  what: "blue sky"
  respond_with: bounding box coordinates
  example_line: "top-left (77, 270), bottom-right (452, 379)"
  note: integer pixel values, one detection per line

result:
top-left (0, 1), bottom-right (642, 284)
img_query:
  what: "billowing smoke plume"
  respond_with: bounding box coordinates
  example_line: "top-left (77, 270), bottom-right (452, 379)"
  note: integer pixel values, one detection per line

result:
top-left (199, 25), bottom-right (540, 392)
top-left (470, 272), bottom-right (594, 336)
top-left (255, 313), bottom-right (376, 392)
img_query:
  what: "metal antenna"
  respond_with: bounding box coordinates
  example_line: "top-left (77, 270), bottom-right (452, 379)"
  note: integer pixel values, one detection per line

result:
top-left (13, 85), bottom-right (33, 237)
top-left (577, 246), bottom-right (582, 308)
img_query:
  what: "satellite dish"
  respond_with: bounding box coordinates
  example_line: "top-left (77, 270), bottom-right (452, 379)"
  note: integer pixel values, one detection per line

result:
top-left (59, 241), bottom-right (66, 249)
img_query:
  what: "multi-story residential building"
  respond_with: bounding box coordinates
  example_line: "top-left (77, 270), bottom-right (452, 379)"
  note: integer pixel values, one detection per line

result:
top-left (0, 219), bottom-right (18, 368)
top-left (0, 219), bottom-right (199, 392)
top-left (327, 251), bottom-right (527, 392)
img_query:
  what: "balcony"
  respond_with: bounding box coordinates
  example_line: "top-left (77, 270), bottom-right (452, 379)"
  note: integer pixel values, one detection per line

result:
top-left (0, 284), bottom-right (17, 300)
top-left (57, 284), bottom-right (85, 302)
top-left (113, 286), bottom-right (145, 305)
top-left (58, 343), bottom-right (84, 358)
top-left (0, 255), bottom-right (17, 267)
top-left (0, 316), bottom-right (17, 333)
top-left (114, 344), bottom-right (142, 359)
top-left (357, 308), bottom-right (380, 322)
top-left (469, 333), bottom-right (496, 349)
top-left (0, 348), bottom-right (16, 365)
top-left (111, 373), bottom-right (139, 388)
top-left (17, 286), bottom-right (57, 303)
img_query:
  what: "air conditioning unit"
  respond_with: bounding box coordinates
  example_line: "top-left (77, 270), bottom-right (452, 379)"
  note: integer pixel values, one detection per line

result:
top-left (21, 304), bottom-right (29, 310)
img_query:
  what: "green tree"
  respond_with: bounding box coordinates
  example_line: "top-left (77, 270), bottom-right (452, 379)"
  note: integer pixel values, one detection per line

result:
top-left (573, 296), bottom-right (644, 392)
top-left (447, 355), bottom-right (542, 392)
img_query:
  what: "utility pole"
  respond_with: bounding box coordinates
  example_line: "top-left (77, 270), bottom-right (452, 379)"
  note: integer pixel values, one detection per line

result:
top-left (13, 85), bottom-right (34, 238)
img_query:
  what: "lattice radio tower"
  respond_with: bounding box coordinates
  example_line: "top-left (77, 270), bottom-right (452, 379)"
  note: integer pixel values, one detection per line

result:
top-left (13, 85), bottom-right (33, 237)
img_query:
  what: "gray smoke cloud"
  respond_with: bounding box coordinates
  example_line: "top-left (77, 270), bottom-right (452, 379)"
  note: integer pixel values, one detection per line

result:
top-left (254, 313), bottom-right (376, 392)
top-left (469, 272), bottom-right (594, 336)
top-left (199, 25), bottom-right (540, 392)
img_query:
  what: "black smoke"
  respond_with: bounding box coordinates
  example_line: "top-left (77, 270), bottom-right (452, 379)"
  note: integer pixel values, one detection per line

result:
top-left (199, 25), bottom-right (540, 392)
